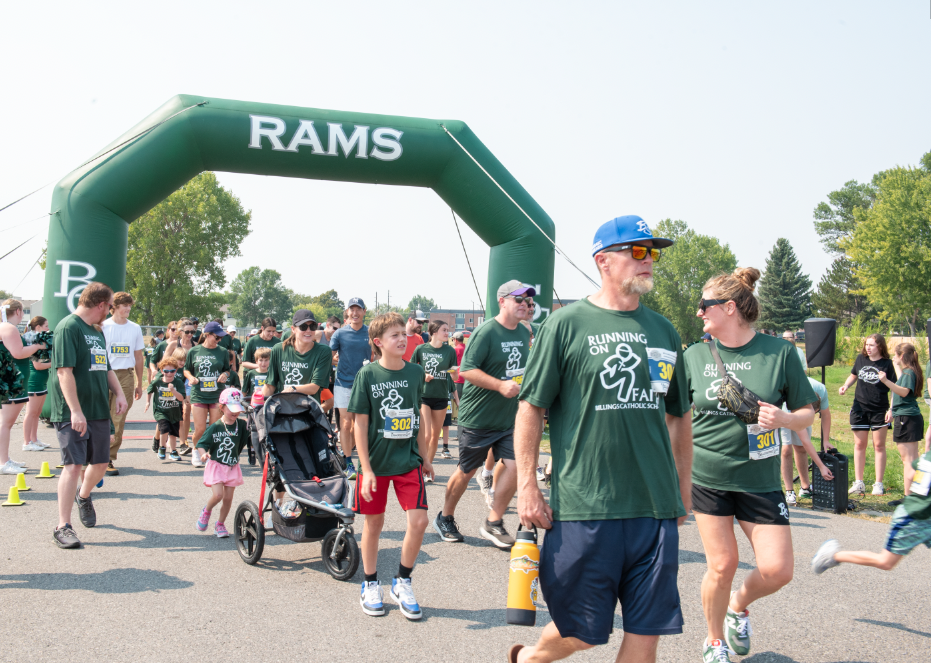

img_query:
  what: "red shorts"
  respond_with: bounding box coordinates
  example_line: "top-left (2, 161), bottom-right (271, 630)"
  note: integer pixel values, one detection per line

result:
top-left (353, 466), bottom-right (428, 515)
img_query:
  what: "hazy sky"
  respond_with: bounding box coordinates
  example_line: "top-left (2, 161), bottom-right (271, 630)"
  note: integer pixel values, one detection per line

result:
top-left (1, 2), bottom-right (928, 312)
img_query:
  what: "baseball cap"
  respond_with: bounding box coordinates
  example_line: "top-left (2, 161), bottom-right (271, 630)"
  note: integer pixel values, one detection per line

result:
top-left (275, 324), bottom-right (282, 332)
top-left (202, 321), bottom-right (227, 337)
top-left (154, 329), bottom-right (164, 337)
top-left (452, 331), bottom-right (465, 340)
top-left (347, 297), bottom-right (366, 309)
top-left (701, 333), bottom-right (712, 341)
top-left (293, 309), bottom-right (317, 326)
top-left (226, 325), bottom-right (236, 333)
top-left (497, 280), bottom-right (537, 299)
top-left (413, 309), bottom-right (429, 323)
top-left (250, 328), bottom-right (258, 335)
top-left (190, 316), bottom-right (199, 324)
top-left (219, 387), bottom-right (245, 413)
top-left (591, 215), bottom-right (673, 256)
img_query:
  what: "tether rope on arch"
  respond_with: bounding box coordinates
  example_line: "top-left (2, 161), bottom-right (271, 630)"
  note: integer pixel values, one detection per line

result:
top-left (450, 208), bottom-right (485, 316)
top-left (439, 124), bottom-right (599, 290)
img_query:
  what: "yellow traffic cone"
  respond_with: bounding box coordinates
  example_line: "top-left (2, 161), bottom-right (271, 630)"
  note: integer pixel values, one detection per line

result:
top-left (55, 464), bottom-right (64, 469)
top-left (2, 486), bottom-right (25, 506)
top-left (35, 462), bottom-right (56, 479)
top-left (14, 472), bottom-right (30, 492)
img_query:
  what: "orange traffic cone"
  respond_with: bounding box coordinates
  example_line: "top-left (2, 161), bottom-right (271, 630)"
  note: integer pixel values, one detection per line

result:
top-left (14, 472), bottom-right (30, 492)
top-left (2, 486), bottom-right (25, 506)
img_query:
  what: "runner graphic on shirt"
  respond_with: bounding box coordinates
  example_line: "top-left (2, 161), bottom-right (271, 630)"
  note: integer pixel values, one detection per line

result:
top-left (214, 433), bottom-right (236, 465)
top-left (284, 366), bottom-right (303, 386)
top-left (506, 347), bottom-right (522, 372)
top-left (424, 355), bottom-right (440, 376)
top-left (379, 389), bottom-right (404, 419)
top-left (600, 343), bottom-right (641, 402)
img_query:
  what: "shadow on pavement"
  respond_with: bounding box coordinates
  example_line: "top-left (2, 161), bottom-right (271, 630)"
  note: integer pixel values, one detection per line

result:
top-left (855, 618), bottom-right (931, 638)
top-left (9, 491), bottom-right (183, 502)
top-left (0, 568), bottom-right (193, 593)
top-left (679, 549), bottom-right (753, 570)
top-left (85, 524), bottom-right (243, 552)
top-left (786, 510), bottom-right (831, 520)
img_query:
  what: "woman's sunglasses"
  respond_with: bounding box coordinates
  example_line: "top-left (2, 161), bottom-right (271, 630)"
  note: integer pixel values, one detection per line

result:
top-left (506, 296), bottom-right (534, 305)
top-left (182, 330), bottom-right (194, 335)
top-left (297, 322), bottom-right (318, 331)
top-left (603, 244), bottom-right (663, 262)
top-left (698, 298), bottom-right (729, 313)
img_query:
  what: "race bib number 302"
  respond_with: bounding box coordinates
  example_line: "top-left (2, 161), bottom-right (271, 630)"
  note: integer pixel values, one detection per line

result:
top-left (646, 347), bottom-right (677, 395)
top-left (384, 408), bottom-right (414, 439)
top-left (748, 424), bottom-right (780, 460)
top-left (90, 347), bottom-right (108, 372)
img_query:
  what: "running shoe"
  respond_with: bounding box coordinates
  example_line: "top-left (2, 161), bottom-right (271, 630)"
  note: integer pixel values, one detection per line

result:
top-left (439, 448), bottom-right (452, 459)
top-left (848, 479), bottom-right (866, 495)
top-left (35, 439), bottom-right (51, 449)
top-left (702, 639), bottom-right (732, 663)
top-left (536, 466), bottom-right (545, 482)
top-left (22, 442), bottom-right (44, 452)
top-left (215, 522), bottom-right (230, 538)
top-left (360, 580), bottom-right (385, 616)
top-left (74, 493), bottom-right (97, 528)
top-left (390, 577), bottom-right (423, 620)
top-left (433, 512), bottom-right (464, 542)
top-left (8, 458), bottom-right (26, 467)
top-left (811, 539), bottom-right (842, 575)
top-left (345, 460), bottom-right (357, 480)
top-left (798, 486), bottom-right (812, 499)
top-left (424, 474), bottom-right (433, 484)
top-left (724, 599), bottom-right (751, 656)
top-left (53, 524), bottom-right (81, 549)
top-left (785, 490), bottom-right (797, 506)
top-left (479, 518), bottom-right (515, 549)
top-left (1, 460), bottom-right (23, 475)
top-left (178, 444), bottom-right (193, 457)
top-left (157, 447), bottom-right (166, 460)
top-left (105, 461), bottom-right (119, 476)
top-left (196, 507), bottom-right (211, 532)
top-left (871, 481), bottom-right (885, 495)
top-left (476, 472), bottom-right (492, 495)
top-left (887, 498), bottom-right (904, 507)
top-left (152, 436), bottom-right (160, 452)
top-left (169, 450), bottom-right (182, 461)
top-left (191, 453), bottom-right (205, 468)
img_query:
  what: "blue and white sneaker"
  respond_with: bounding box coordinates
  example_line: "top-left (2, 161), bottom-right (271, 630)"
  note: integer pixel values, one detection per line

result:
top-left (390, 577), bottom-right (423, 620)
top-left (345, 460), bottom-right (357, 480)
top-left (360, 580), bottom-right (385, 616)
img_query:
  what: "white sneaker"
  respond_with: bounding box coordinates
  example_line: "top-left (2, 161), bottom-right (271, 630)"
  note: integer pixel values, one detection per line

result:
top-left (848, 480), bottom-right (866, 495)
top-left (536, 466), bottom-right (545, 482)
top-left (1, 460), bottom-right (23, 475)
top-left (871, 482), bottom-right (885, 496)
top-left (424, 475), bottom-right (433, 483)
top-left (811, 539), bottom-right (842, 575)
top-left (34, 440), bottom-right (51, 449)
top-left (785, 490), bottom-right (797, 506)
top-left (22, 442), bottom-right (44, 451)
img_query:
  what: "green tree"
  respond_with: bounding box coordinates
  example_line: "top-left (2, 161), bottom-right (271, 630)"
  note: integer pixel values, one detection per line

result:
top-left (227, 266), bottom-right (294, 327)
top-left (640, 219), bottom-right (737, 344)
top-left (810, 258), bottom-right (873, 325)
top-left (757, 238), bottom-right (812, 333)
top-left (407, 295), bottom-right (436, 314)
top-left (848, 165), bottom-right (931, 335)
top-left (308, 289), bottom-right (345, 319)
top-left (813, 180), bottom-right (876, 256)
top-left (127, 173), bottom-right (251, 325)
top-left (0, 289), bottom-right (12, 301)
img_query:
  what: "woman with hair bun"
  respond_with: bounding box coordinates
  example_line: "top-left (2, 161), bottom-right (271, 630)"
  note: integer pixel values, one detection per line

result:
top-left (683, 268), bottom-right (819, 663)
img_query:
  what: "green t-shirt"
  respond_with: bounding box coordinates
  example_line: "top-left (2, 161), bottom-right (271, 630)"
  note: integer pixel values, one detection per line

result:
top-left (231, 337), bottom-right (242, 355)
top-left (144, 346), bottom-right (156, 368)
top-left (48, 314), bottom-right (112, 422)
top-left (265, 341), bottom-right (332, 403)
top-left (892, 368), bottom-right (922, 417)
top-left (183, 345), bottom-right (231, 404)
top-left (243, 334), bottom-right (280, 365)
top-left (146, 374), bottom-right (187, 422)
top-left (242, 369), bottom-right (268, 399)
top-left (196, 418), bottom-right (249, 467)
top-left (685, 334), bottom-right (818, 493)
top-left (521, 299), bottom-right (689, 521)
top-left (228, 370), bottom-right (242, 390)
top-left (412, 343), bottom-right (458, 400)
top-left (152, 340), bottom-right (170, 368)
top-left (348, 360), bottom-right (425, 476)
top-left (217, 334), bottom-right (233, 351)
top-left (457, 319), bottom-right (532, 431)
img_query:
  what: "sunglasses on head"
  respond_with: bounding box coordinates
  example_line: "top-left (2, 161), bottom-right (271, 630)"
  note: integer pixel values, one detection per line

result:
top-left (506, 295), bottom-right (534, 305)
top-left (297, 322), bottom-right (318, 331)
top-left (698, 298), bottom-right (729, 313)
top-left (603, 244), bottom-right (663, 262)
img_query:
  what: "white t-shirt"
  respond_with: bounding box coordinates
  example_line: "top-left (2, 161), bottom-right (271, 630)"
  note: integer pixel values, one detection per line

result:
top-left (103, 318), bottom-right (145, 370)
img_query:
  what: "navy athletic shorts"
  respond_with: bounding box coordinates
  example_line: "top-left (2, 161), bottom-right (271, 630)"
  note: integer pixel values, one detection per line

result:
top-left (539, 518), bottom-right (683, 644)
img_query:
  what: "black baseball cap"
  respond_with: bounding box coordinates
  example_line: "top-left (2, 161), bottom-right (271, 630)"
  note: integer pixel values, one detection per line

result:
top-left (293, 309), bottom-right (317, 326)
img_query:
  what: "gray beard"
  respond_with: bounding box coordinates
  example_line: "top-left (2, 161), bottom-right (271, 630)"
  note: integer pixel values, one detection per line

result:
top-left (620, 276), bottom-right (654, 296)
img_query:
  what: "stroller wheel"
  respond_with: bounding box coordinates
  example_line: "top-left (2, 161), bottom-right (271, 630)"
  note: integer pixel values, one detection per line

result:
top-left (234, 501), bottom-right (265, 565)
top-left (322, 527), bottom-right (359, 581)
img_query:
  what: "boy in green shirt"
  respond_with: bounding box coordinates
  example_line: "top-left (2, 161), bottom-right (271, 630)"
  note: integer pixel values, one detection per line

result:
top-left (242, 346), bottom-right (271, 406)
top-left (145, 356), bottom-right (187, 461)
top-left (349, 312), bottom-right (432, 621)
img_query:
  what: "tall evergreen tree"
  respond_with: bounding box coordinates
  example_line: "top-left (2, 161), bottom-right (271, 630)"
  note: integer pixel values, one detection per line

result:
top-left (757, 238), bottom-right (812, 333)
top-left (810, 258), bottom-right (873, 324)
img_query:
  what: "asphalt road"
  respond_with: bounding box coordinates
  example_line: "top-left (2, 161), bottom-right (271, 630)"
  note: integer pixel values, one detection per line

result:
top-left (1, 398), bottom-right (928, 662)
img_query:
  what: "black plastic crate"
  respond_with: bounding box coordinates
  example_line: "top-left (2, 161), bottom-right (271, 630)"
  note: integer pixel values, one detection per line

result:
top-left (811, 450), bottom-right (848, 514)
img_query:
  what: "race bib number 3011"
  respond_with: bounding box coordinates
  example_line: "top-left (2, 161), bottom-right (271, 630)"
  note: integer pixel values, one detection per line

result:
top-left (646, 347), bottom-right (677, 395)
top-left (748, 424), bottom-right (780, 460)
top-left (384, 408), bottom-right (414, 439)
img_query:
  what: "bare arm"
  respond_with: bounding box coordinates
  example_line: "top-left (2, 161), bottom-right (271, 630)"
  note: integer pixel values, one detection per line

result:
top-left (758, 402), bottom-right (815, 432)
top-left (184, 369), bottom-right (198, 384)
top-left (417, 416), bottom-right (433, 480)
top-left (460, 367), bottom-right (519, 398)
top-left (821, 409), bottom-right (833, 449)
top-left (32, 359), bottom-right (51, 371)
top-left (839, 374), bottom-right (856, 395)
top-left (58, 367), bottom-right (86, 434)
top-left (666, 412), bottom-right (693, 526)
top-left (353, 413), bottom-right (378, 503)
top-left (879, 372), bottom-right (910, 397)
top-left (515, 401), bottom-right (553, 529)
top-left (796, 427), bottom-right (834, 480)
top-left (0, 326), bottom-right (43, 359)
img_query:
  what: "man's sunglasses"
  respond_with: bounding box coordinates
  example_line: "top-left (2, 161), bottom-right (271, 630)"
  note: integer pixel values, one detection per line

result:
top-left (603, 244), bottom-right (663, 262)
top-left (506, 296), bottom-right (534, 305)
top-left (297, 322), bottom-right (318, 331)
top-left (698, 298), bottom-right (729, 313)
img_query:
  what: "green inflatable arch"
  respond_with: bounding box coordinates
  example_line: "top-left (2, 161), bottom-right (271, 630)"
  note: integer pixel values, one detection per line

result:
top-left (42, 95), bottom-right (556, 326)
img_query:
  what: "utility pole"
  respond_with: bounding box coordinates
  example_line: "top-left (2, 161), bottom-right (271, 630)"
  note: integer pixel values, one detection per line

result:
top-left (387, 290), bottom-right (390, 310)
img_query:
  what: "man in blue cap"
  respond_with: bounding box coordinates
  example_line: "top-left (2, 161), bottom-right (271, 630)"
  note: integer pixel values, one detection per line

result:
top-left (509, 216), bottom-right (692, 663)
top-left (330, 297), bottom-right (369, 478)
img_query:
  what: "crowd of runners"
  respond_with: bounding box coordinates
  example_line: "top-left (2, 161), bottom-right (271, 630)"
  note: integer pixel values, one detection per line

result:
top-left (1, 214), bottom-right (930, 663)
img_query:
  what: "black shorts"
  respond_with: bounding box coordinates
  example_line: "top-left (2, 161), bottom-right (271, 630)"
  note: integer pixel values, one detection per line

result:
top-left (692, 484), bottom-right (790, 526)
top-left (540, 519), bottom-right (682, 644)
top-left (157, 419), bottom-right (181, 437)
top-left (893, 415), bottom-right (924, 444)
top-left (27, 390), bottom-right (48, 397)
top-left (850, 400), bottom-right (889, 431)
top-left (443, 410), bottom-right (452, 427)
top-left (458, 427), bottom-right (514, 473)
top-left (421, 397), bottom-right (449, 411)
top-left (55, 419), bottom-right (110, 466)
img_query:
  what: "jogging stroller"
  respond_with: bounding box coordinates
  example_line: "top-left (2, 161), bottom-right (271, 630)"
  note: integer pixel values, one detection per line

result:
top-left (233, 392), bottom-right (359, 581)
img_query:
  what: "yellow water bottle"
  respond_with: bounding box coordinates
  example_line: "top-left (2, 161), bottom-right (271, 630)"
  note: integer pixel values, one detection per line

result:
top-left (506, 525), bottom-right (540, 626)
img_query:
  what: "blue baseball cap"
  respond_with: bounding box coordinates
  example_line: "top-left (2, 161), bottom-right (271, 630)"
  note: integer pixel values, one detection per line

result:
top-left (591, 215), bottom-right (673, 256)
top-left (202, 321), bottom-right (227, 337)
top-left (347, 297), bottom-right (366, 310)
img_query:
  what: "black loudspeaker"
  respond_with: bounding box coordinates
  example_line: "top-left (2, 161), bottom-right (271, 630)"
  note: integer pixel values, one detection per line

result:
top-left (812, 450), bottom-right (848, 514)
top-left (804, 318), bottom-right (836, 368)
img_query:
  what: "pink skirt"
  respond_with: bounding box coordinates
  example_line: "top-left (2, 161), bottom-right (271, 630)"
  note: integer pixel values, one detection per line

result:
top-left (203, 459), bottom-right (244, 487)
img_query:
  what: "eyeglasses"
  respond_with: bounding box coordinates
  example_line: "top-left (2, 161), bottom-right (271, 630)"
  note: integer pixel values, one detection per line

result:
top-left (698, 298), bottom-right (729, 313)
top-left (506, 296), bottom-right (534, 305)
top-left (297, 322), bottom-right (318, 331)
top-left (603, 244), bottom-right (663, 262)
top-left (161, 369), bottom-right (177, 373)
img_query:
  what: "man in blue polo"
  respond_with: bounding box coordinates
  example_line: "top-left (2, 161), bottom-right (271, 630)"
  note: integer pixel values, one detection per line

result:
top-left (329, 297), bottom-right (369, 479)
top-left (509, 215), bottom-right (693, 663)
